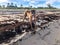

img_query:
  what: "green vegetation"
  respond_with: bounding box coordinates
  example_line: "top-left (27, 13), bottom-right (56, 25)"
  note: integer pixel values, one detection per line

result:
top-left (0, 3), bottom-right (57, 9)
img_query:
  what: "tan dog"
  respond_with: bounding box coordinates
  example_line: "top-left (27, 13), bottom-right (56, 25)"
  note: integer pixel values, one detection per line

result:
top-left (23, 9), bottom-right (33, 29)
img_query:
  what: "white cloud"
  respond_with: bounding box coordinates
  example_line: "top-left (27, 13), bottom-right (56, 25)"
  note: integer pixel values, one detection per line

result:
top-left (46, 0), bottom-right (56, 4)
top-left (37, 4), bottom-right (47, 7)
top-left (24, 0), bottom-right (30, 1)
top-left (30, 1), bottom-right (35, 3)
top-left (24, 0), bottom-right (60, 8)
top-left (24, 0), bottom-right (42, 7)
top-left (0, 0), bottom-right (9, 3)
top-left (23, 0), bottom-right (47, 7)
top-left (46, 0), bottom-right (60, 4)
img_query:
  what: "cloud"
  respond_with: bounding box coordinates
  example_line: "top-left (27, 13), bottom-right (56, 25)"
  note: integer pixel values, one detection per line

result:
top-left (46, 0), bottom-right (60, 4)
top-left (37, 4), bottom-right (47, 7)
top-left (24, 0), bottom-right (58, 8)
top-left (0, 0), bottom-right (9, 3)
top-left (24, 0), bottom-right (46, 7)
top-left (46, 0), bottom-right (56, 4)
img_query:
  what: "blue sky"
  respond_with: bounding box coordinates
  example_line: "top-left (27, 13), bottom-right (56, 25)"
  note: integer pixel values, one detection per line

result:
top-left (0, 0), bottom-right (60, 8)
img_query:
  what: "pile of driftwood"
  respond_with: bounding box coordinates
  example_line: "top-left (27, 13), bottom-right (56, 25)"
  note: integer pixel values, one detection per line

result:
top-left (0, 13), bottom-right (59, 44)
top-left (0, 20), bottom-right (36, 43)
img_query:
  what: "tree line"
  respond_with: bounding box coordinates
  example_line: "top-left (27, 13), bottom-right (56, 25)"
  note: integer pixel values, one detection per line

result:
top-left (0, 3), bottom-right (57, 9)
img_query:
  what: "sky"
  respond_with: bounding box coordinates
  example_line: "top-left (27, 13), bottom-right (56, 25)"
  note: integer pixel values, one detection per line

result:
top-left (0, 0), bottom-right (60, 8)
